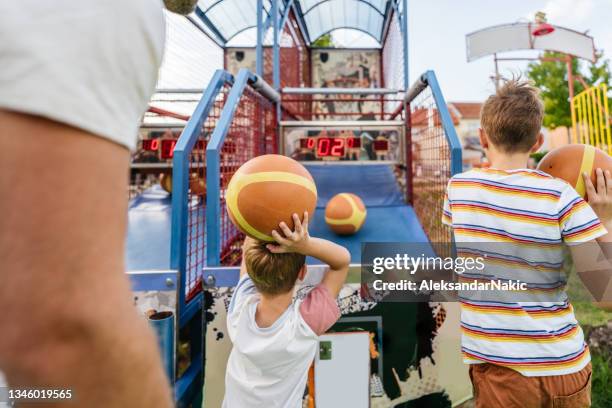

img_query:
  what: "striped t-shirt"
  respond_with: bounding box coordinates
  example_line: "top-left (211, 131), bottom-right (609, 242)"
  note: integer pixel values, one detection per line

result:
top-left (442, 168), bottom-right (607, 376)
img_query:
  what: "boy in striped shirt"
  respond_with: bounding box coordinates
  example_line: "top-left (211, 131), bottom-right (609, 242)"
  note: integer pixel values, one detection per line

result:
top-left (443, 79), bottom-right (612, 408)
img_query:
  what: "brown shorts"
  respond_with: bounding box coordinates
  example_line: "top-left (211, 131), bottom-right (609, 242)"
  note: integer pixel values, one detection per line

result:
top-left (469, 363), bottom-right (592, 408)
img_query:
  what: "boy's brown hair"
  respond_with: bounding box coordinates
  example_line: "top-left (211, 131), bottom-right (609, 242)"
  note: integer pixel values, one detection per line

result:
top-left (244, 241), bottom-right (305, 295)
top-left (480, 78), bottom-right (544, 153)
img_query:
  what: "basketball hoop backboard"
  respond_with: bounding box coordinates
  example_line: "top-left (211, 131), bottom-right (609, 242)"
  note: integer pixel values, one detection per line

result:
top-left (466, 23), bottom-right (596, 62)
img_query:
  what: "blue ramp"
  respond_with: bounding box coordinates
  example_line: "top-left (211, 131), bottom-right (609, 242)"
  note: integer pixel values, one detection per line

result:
top-left (126, 186), bottom-right (173, 271)
top-left (126, 165), bottom-right (430, 268)
top-left (304, 164), bottom-right (429, 263)
top-left (305, 164), bottom-right (404, 207)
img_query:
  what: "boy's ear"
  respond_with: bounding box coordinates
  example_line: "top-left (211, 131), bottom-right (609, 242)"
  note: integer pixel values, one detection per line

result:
top-left (479, 128), bottom-right (489, 150)
top-left (298, 264), bottom-right (307, 281)
top-left (530, 132), bottom-right (544, 153)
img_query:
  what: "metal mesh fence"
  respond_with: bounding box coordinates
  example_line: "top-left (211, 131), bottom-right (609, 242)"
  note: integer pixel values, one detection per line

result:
top-left (408, 86), bottom-right (454, 258)
top-left (184, 84), bottom-right (230, 301)
top-left (216, 86), bottom-right (277, 266)
top-left (382, 12), bottom-right (404, 95)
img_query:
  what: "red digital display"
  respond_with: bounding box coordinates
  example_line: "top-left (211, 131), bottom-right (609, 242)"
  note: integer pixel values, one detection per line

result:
top-left (299, 138), bottom-right (316, 149)
top-left (316, 138), bottom-right (345, 158)
top-left (161, 139), bottom-right (177, 159)
top-left (142, 139), bottom-right (160, 151)
top-left (346, 137), bottom-right (361, 148)
top-left (373, 140), bottom-right (389, 151)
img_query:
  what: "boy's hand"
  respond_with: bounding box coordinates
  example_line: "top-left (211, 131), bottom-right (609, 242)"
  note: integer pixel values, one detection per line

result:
top-left (268, 212), bottom-right (310, 254)
top-left (583, 168), bottom-right (612, 225)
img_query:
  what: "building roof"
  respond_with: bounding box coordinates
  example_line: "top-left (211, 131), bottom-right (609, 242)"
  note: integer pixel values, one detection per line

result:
top-left (193, 0), bottom-right (402, 46)
top-left (448, 102), bottom-right (482, 120)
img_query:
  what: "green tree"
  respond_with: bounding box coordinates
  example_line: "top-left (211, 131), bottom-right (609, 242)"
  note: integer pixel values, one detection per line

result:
top-left (526, 51), bottom-right (612, 129)
top-left (311, 33), bottom-right (334, 48)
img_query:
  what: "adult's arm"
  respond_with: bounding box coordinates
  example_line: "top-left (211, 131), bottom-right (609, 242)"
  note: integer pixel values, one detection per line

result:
top-left (0, 111), bottom-right (173, 407)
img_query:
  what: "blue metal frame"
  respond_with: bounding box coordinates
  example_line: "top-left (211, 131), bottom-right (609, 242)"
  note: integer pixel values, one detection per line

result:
top-left (422, 70), bottom-right (463, 175)
top-left (194, 6), bottom-right (228, 46)
top-left (204, 266), bottom-right (241, 287)
top-left (256, 0), bottom-right (264, 76)
top-left (205, 69), bottom-right (254, 266)
top-left (171, 69), bottom-right (233, 314)
top-left (289, 0), bottom-right (311, 43)
top-left (127, 270), bottom-right (177, 292)
top-left (279, 0), bottom-right (295, 32)
top-left (170, 69), bottom-right (234, 405)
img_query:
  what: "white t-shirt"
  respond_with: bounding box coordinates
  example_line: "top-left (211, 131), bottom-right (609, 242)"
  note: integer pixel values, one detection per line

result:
top-left (0, 0), bottom-right (165, 150)
top-left (223, 275), bottom-right (340, 408)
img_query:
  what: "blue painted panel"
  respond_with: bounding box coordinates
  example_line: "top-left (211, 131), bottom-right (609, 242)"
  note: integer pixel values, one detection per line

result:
top-left (308, 204), bottom-right (429, 264)
top-left (127, 186), bottom-right (205, 273)
top-left (127, 270), bottom-right (177, 292)
top-left (126, 186), bottom-right (172, 271)
top-left (175, 352), bottom-right (203, 404)
top-left (305, 164), bottom-right (404, 208)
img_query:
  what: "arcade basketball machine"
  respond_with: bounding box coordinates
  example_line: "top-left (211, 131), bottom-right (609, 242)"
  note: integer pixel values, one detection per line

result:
top-left (126, 1), bottom-right (468, 406)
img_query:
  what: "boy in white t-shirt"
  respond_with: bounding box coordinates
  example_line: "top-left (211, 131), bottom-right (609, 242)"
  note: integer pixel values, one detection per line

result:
top-left (223, 212), bottom-right (350, 408)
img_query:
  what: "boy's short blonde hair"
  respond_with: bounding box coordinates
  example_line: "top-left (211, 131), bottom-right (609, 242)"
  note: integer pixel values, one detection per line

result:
top-left (244, 241), bottom-right (305, 295)
top-left (480, 78), bottom-right (544, 153)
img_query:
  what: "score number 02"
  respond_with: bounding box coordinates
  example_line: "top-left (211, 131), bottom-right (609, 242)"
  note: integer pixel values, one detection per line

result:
top-left (304, 137), bottom-right (359, 157)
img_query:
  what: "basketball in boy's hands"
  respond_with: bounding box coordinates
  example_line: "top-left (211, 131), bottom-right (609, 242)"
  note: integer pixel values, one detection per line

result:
top-left (325, 193), bottom-right (367, 235)
top-left (226, 154), bottom-right (317, 242)
top-left (537, 144), bottom-right (612, 199)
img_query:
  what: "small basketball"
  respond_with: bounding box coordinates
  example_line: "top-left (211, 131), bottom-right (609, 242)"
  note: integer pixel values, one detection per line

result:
top-left (537, 144), bottom-right (612, 198)
top-left (160, 173), bottom-right (172, 193)
top-left (189, 172), bottom-right (206, 197)
top-left (226, 154), bottom-right (317, 242)
top-left (325, 193), bottom-right (367, 235)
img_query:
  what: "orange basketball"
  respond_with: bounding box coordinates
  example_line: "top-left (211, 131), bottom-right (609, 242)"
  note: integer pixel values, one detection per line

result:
top-left (325, 193), bottom-right (367, 235)
top-left (189, 172), bottom-right (206, 197)
top-left (160, 173), bottom-right (172, 193)
top-left (226, 154), bottom-right (317, 242)
top-left (537, 144), bottom-right (612, 198)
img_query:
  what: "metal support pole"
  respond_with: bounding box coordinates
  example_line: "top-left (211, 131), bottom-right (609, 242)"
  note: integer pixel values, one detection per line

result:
top-left (272, 0), bottom-right (281, 122)
top-left (493, 53), bottom-right (500, 91)
top-left (256, 0), bottom-right (264, 77)
top-left (567, 54), bottom-right (576, 144)
top-left (401, 0), bottom-right (409, 90)
top-left (272, 0), bottom-right (280, 90)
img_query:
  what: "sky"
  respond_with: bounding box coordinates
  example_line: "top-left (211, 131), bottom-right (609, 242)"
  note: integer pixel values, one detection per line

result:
top-left (157, 0), bottom-right (612, 103)
top-left (407, 0), bottom-right (612, 102)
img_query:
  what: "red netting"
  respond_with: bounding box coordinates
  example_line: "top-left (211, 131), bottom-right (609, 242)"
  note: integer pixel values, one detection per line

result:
top-left (185, 84), bottom-right (230, 301)
top-left (217, 86), bottom-right (277, 266)
top-left (408, 87), bottom-right (454, 258)
top-left (262, 11), bottom-right (310, 117)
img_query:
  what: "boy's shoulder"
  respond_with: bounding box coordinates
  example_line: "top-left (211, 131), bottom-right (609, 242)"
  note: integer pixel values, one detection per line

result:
top-left (449, 168), bottom-right (571, 192)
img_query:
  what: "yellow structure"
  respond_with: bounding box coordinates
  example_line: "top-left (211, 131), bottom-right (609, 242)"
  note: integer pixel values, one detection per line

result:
top-left (572, 83), bottom-right (611, 154)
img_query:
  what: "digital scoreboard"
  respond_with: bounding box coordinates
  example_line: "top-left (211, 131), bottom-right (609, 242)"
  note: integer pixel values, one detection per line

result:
top-left (132, 128), bottom-right (198, 167)
top-left (282, 123), bottom-right (402, 162)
